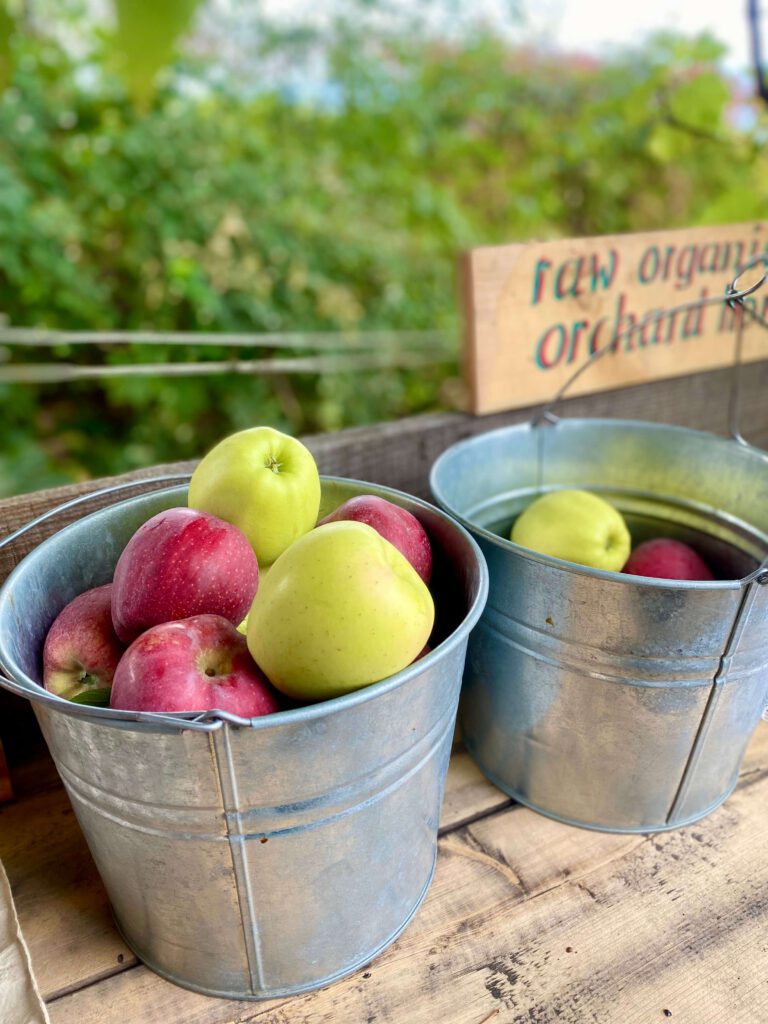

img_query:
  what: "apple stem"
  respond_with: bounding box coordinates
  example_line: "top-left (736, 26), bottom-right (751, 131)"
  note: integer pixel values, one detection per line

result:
top-left (265, 456), bottom-right (282, 474)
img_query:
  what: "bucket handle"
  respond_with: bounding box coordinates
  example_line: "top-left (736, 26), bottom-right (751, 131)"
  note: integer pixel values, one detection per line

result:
top-left (0, 473), bottom-right (262, 733)
top-left (0, 667), bottom-right (261, 732)
top-left (531, 253), bottom-right (768, 440)
top-left (0, 472), bottom-right (191, 554)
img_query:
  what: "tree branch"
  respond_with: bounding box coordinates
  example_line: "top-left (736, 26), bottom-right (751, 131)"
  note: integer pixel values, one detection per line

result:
top-left (747, 0), bottom-right (768, 107)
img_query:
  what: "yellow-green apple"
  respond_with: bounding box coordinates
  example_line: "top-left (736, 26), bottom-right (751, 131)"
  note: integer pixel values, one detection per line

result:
top-left (318, 495), bottom-right (432, 583)
top-left (511, 489), bottom-right (631, 572)
top-left (247, 521), bottom-right (434, 702)
top-left (188, 426), bottom-right (321, 566)
top-left (623, 538), bottom-right (714, 581)
top-left (109, 614), bottom-right (283, 716)
top-left (111, 508), bottom-right (258, 644)
top-left (43, 584), bottom-right (125, 704)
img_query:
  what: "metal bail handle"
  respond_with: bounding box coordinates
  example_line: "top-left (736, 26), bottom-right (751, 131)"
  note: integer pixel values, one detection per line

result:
top-left (525, 255), bottom-right (768, 722)
top-left (732, 560), bottom-right (768, 721)
top-left (725, 255), bottom-right (768, 446)
top-left (531, 252), bottom-right (768, 433)
top-left (0, 472), bottom-right (264, 733)
top-left (0, 666), bottom-right (234, 732)
top-left (752, 563), bottom-right (768, 723)
top-left (0, 473), bottom-right (192, 555)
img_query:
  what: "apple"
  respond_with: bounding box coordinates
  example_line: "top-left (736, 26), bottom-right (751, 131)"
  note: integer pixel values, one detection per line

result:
top-left (111, 507), bottom-right (259, 644)
top-left (188, 426), bottom-right (321, 566)
top-left (43, 584), bottom-right (125, 704)
top-left (511, 489), bottom-right (631, 572)
top-left (623, 538), bottom-right (714, 581)
top-left (318, 495), bottom-right (432, 583)
top-left (247, 521), bottom-right (434, 702)
top-left (109, 614), bottom-right (283, 716)
top-left (413, 643), bottom-right (432, 663)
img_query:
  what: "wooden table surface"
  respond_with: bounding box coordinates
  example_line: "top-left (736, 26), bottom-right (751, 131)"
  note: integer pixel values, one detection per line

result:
top-left (1, 723), bottom-right (766, 1024)
top-left (2, 369), bottom-right (768, 1024)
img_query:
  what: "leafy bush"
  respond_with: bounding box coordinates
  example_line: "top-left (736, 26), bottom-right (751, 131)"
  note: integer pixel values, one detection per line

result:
top-left (1, 12), bottom-right (766, 495)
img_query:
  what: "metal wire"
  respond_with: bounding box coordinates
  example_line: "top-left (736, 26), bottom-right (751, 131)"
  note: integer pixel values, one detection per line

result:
top-left (0, 326), bottom-right (458, 384)
top-left (531, 253), bottom-right (768, 495)
top-left (0, 474), bottom-right (191, 553)
top-left (0, 326), bottom-right (453, 351)
top-left (0, 348), bottom-right (456, 384)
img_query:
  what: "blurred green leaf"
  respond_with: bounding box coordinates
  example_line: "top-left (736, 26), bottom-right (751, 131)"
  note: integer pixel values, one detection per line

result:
top-left (647, 123), bottom-right (678, 163)
top-left (668, 71), bottom-right (730, 134)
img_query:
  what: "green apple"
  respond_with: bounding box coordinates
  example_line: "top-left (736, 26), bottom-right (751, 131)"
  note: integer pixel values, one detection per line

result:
top-left (510, 489), bottom-right (631, 572)
top-left (188, 427), bottom-right (321, 566)
top-left (247, 521), bottom-right (435, 701)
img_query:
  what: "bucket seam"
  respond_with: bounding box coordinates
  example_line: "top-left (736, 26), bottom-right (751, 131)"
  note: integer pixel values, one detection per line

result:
top-left (211, 725), bottom-right (266, 994)
top-left (665, 576), bottom-right (765, 824)
top-left (479, 607), bottom-right (768, 687)
top-left (53, 702), bottom-right (459, 839)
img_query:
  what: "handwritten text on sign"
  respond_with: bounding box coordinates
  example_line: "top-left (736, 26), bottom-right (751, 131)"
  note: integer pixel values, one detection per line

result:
top-left (461, 222), bottom-right (768, 415)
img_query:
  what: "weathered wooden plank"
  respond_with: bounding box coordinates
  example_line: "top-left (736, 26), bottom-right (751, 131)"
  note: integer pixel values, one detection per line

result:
top-left (0, 365), bottom-right (766, 1020)
top-left (734, 718), bottom-right (768, 774)
top-left (0, 784), bottom-right (137, 1000)
top-left (462, 223), bottom-right (768, 415)
top-left (2, 362), bottom-right (768, 585)
top-left (440, 748), bottom-right (511, 834)
top-left (43, 725), bottom-right (768, 1024)
top-left (0, 743), bottom-right (502, 1003)
top-left (8, 362), bottom-right (766, 797)
top-left (4, 723), bottom-right (766, 1009)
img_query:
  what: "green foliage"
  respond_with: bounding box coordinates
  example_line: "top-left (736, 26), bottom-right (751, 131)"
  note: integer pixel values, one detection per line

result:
top-left (0, 13), bottom-right (767, 496)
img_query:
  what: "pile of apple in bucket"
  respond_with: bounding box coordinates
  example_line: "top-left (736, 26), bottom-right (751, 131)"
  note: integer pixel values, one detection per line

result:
top-left (44, 426), bottom-right (436, 716)
top-left (512, 489), bottom-right (715, 580)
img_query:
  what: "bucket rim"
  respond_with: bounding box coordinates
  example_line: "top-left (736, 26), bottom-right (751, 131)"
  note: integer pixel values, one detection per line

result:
top-left (0, 476), bottom-right (490, 732)
top-left (429, 417), bottom-right (768, 592)
top-left (431, 415), bottom-right (768, 470)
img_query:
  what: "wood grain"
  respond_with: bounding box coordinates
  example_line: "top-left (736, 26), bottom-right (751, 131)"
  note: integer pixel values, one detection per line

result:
top-left (0, 743), bottom-right (505, 1003)
top-left (462, 223), bottom-right (768, 415)
top-left (3, 361), bottom-right (768, 579)
top-left (0, 783), bottom-right (137, 1000)
top-left (43, 724), bottom-right (768, 1024)
top-left (440, 750), bottom-right (511, 835)
top-left (1, 369), bottom-right (767, 1022)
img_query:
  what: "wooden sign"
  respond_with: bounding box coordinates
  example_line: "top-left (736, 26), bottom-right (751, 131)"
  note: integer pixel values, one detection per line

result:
top-left (462, 221), bottom-right (768, 415)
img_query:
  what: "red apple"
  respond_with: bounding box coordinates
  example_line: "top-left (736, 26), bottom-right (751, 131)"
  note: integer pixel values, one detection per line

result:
top-left (109, 614), bottom-right (282, 716)
top-left (112, 508), bottom-right (259, 644)
top-left (318, 495), bottom-right (432, 584)
top-left (44, 584), bottom-right (125, 703)
top-left (623, 538), bottom-right (714, 581)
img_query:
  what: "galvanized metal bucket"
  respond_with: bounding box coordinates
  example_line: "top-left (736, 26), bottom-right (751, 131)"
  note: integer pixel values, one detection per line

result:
top-left (0, 477), bottom-right (488, 999)
top-left (430, 417), bottom-right (768, 833)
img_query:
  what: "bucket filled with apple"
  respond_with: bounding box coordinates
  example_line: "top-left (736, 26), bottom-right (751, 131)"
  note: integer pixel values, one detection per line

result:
top-left (0, 427), bottom-right (488, 1000)
top-left (430, 417), bottom-right (768, 834)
